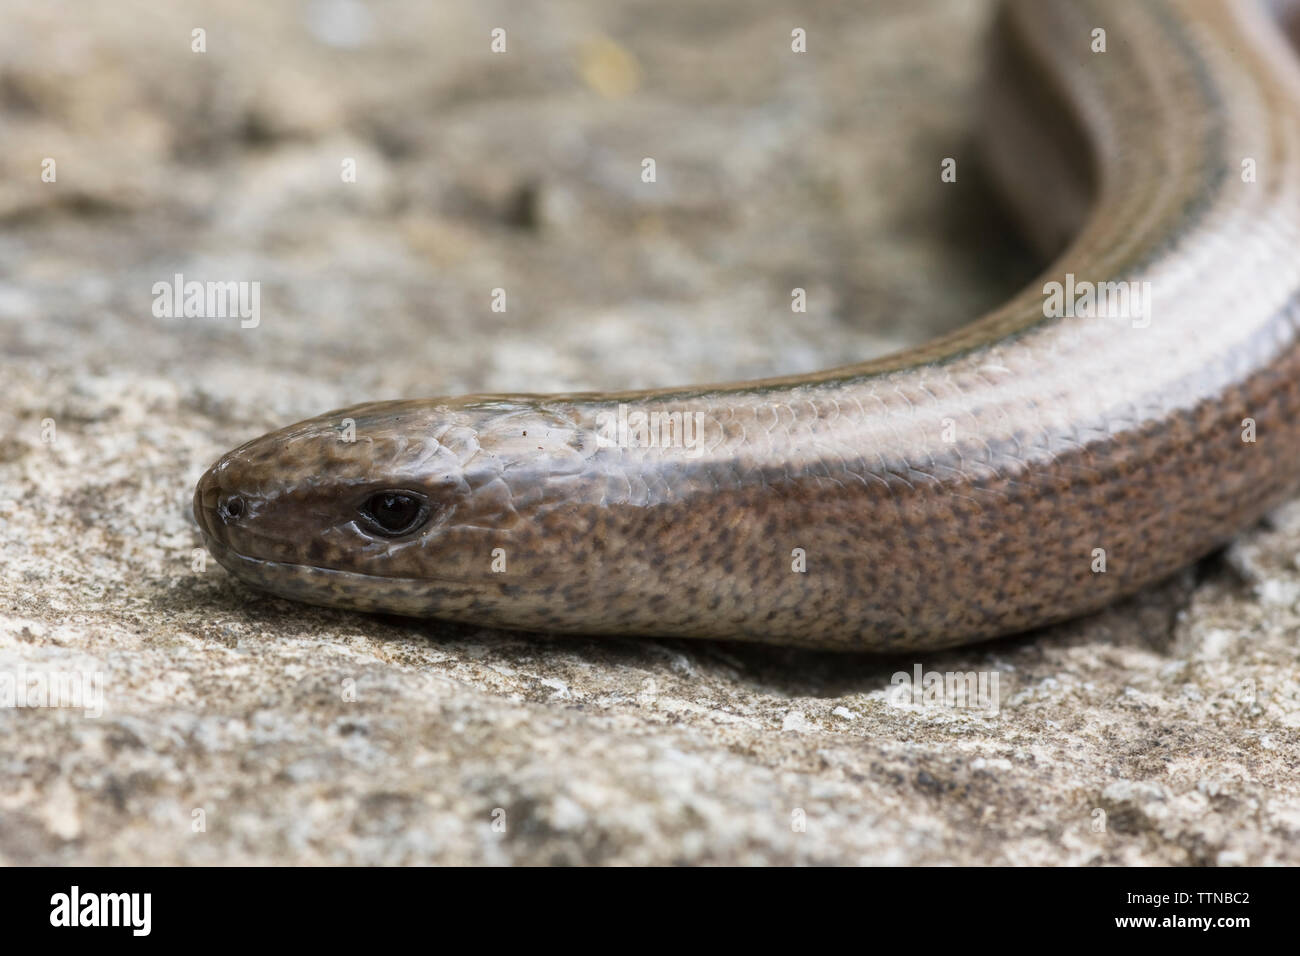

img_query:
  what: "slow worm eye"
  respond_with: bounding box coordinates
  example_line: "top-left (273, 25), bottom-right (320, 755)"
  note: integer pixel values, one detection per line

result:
top-left (359, 491), bottom-right (429, 537)
top-left (218, 495), bottom-right (244, 522)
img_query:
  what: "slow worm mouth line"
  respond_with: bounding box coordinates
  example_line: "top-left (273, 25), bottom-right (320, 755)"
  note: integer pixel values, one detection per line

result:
top-left (199, 534), bottom-right (471, 590)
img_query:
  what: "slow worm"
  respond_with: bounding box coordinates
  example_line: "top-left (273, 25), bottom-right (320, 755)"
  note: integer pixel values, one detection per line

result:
top-left (194, 0), bottom-right (1300, 651)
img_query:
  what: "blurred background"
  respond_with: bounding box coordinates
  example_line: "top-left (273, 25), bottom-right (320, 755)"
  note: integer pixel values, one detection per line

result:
top-left (0, 0), bottom-right (1030, 415)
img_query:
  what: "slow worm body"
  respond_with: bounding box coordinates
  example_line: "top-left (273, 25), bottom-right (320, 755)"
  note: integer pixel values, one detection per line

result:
top-left (195, 0), bottom-right (1300, 651)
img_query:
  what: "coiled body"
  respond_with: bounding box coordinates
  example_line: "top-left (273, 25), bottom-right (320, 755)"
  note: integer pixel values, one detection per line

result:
top-left (195, 0), bottom-right (1300, 651)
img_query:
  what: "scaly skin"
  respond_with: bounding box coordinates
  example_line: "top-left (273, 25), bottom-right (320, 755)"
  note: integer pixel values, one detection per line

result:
top-left (195, 0), bottom-right (1300, 650)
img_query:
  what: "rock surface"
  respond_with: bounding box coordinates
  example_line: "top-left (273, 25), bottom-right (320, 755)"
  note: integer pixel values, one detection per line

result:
top-left (1, 0), bottom-right (1297, 865)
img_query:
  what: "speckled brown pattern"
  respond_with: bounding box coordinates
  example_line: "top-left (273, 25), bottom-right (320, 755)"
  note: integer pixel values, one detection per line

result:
top-left (195, 0), bottom-right (1300, 650)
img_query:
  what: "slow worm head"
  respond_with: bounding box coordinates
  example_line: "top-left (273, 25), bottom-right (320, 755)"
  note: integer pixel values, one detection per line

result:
top-left (196, 0), bottom-right (1300, 651)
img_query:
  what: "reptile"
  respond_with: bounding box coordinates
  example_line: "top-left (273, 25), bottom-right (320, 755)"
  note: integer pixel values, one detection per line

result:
top-left (194, 0), bottom-right (1300, 651)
